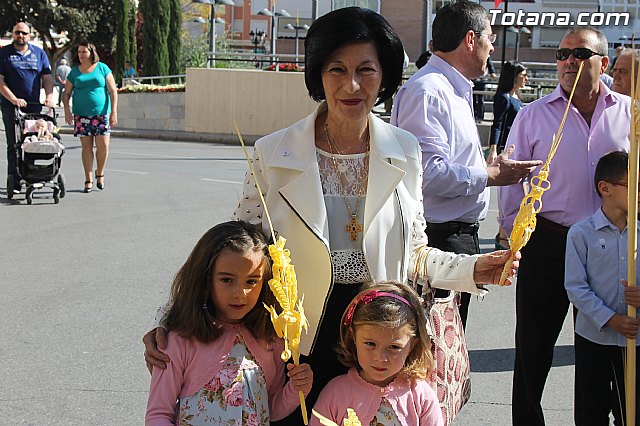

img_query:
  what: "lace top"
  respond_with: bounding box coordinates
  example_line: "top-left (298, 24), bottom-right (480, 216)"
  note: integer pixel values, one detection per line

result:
top-left (317, 147), bottom-right (371, 284)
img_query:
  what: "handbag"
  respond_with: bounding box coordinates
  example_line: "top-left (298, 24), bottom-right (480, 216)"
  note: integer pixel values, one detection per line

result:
top-left (413, 246), bottom-right (472, 426)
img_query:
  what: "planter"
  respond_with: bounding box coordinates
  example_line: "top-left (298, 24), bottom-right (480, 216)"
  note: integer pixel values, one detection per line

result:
top-left (117, 92), bottom-right (185, 131)
top-left (185, 68), bottom-right (317, 138)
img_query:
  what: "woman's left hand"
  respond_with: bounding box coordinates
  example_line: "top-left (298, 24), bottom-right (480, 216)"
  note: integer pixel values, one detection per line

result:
top-left (287, 363), bottom-right (313, 395)
top-left (473, 249), bottom-right (520, 286)
top-left (110, 112), bottom-right (117, 128)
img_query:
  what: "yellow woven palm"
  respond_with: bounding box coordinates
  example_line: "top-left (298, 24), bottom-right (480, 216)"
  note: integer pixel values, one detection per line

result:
top-left (263, 236), bottom-right (309, 364)
top-left (498, 62), bottom-right (584, 286)
top-left (312, 408), bottom-right (362, 426)
top-left (234, 121), bottom-right (310, 424)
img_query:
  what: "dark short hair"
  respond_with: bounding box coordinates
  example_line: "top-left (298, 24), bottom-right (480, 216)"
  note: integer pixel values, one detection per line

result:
top-left (594, 151), bottom-right (628, 197)
top-left (415, 51), bottom-right (432, 69)
top-left (73, 41), bottom-right (100, 65)
top-left (432, 0), bottom-right (489, 53)
top-left (304, 7), bottom-right (405, 104)
top-left (495, 61), bottom-right (527, 94)
top-left (564, 27), bottom-right (608, 56)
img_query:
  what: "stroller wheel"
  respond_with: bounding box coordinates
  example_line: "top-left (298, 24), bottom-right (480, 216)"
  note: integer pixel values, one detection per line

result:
top-left (7, 175), bottom-right (14, 200)
top-left (26, 187), bottom-right (33, 205)
top-left (53, 188), bottom-right (60, 204)
top-left (58, 173), bottom-right (66, 198)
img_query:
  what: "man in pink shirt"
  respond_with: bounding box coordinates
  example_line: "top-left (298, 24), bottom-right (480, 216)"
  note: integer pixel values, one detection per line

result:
top-left (498, 27), bottom-right (630, 426)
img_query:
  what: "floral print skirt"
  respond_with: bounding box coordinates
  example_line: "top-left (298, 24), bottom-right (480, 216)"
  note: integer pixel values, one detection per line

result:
top-left (73, 114), bottom-right (110, 137)
top-left (177, 334), bottom-right (270, 425)
top-left (370, 399), bottom-right (402, 425)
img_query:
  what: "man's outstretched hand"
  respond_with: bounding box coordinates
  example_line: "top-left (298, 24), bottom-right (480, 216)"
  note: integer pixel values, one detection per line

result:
top-left (487, 144), bottom-right (542, 187)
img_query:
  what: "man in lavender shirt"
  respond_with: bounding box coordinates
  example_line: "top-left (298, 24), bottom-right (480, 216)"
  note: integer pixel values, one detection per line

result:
top-left (498, 27), bottom-right (630, 426)
top-left (391, 0), bottom-right (539, 327)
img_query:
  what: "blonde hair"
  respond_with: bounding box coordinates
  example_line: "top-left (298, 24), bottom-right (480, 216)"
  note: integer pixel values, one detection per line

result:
top-left (336, 281), bottom-right (433, 381)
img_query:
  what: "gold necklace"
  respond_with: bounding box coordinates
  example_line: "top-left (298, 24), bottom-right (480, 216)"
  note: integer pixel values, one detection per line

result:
top-left (323, 123), bottom-right (369, 241)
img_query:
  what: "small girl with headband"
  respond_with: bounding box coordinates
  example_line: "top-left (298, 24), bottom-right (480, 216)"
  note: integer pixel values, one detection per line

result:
top-left (310, 281), bottom-right (444, 426)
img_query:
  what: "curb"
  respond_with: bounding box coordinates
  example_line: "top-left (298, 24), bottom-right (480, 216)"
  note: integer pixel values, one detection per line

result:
top-left (57, 126), bottom-right (258, 145)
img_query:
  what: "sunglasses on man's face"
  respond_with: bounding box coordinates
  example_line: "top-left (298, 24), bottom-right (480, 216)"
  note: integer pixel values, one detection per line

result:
top-left (555, 47), bottom-right (602, 61)
top-left (14, 31), bottom-right (29, 36)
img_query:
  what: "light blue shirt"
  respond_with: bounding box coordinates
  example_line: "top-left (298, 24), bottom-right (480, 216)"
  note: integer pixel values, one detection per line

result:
top-left (564, 208), bottom-right (640, 346)
top-left (391, 54), bottom-right (489, 223)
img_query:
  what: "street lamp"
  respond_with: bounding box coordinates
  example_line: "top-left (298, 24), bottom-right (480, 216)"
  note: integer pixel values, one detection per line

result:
top-left (283, 23), bottom-right (309, 59)
top-left (192, 0), bottom-right (235, 68)
top-left (249, 29), bottom-right (266, 68)
top-left (507, 26), bottom-right (531, 62)
top-left (257, 5), bottom-right (291, 61)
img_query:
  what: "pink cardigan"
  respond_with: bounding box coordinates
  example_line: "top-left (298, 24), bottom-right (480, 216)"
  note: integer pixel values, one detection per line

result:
top-left (146, 323), bottom-right (301, 425)
top-left (310, 368), bottom-right (444, 426)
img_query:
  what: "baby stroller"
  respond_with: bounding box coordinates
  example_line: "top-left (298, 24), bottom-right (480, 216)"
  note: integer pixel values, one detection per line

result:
top-left (7, 105), bottom-right (66, 204)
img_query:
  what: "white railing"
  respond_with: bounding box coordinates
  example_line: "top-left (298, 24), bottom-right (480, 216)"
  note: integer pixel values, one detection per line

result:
top-left (204, 51), bottom-right (305, 69)
top-left (122, 74), bottom-right (186, 86)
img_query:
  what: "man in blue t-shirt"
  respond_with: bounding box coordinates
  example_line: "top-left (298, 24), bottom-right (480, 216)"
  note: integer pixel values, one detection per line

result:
top-left (0, 22), bottom-right (54, 192)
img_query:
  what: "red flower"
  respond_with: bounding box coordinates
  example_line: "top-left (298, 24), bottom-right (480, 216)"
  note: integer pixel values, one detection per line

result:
top-left (264, 63), bottom-right (303, 72)
top-left (222, 382), bottom-right (243, 407)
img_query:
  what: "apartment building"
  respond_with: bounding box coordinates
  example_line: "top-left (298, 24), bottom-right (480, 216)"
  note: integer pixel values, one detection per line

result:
top-left (217, 0), bottom-right (640, 63)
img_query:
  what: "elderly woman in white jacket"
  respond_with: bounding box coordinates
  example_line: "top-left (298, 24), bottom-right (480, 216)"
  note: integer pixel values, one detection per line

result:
top-left (143, 7), bottom-right (517, 424)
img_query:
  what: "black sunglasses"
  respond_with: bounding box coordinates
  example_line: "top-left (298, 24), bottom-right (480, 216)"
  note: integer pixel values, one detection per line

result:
top-left (13, 30), bottom-right (29, 36)
top-left (555, 47), bottom-right (602, 61)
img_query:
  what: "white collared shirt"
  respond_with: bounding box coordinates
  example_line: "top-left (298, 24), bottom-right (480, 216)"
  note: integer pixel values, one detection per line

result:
top-left (391, 55), bottom-right (489, 223)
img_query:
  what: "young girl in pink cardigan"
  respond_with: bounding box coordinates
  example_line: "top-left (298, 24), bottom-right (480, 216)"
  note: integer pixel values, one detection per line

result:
top-left (310, 281), bottom-right (443, 426)
top-left (145, 221), bottom-right (313, 425)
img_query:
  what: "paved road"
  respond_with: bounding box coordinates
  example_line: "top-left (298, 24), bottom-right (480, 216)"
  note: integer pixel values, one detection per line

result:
top-left (0, 132), bottom-right (574, 425)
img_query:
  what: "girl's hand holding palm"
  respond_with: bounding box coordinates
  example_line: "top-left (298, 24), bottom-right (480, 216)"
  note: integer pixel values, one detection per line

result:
top-left (287, 363), bottom-right (313, 395)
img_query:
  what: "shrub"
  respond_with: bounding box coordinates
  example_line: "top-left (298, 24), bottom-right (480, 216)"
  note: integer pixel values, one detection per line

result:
top-left (119, 84), bottom-right (185, 93)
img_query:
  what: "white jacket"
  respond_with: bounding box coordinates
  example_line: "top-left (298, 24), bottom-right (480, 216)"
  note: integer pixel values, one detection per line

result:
top-left (234, 103), bottom-right (480, 355)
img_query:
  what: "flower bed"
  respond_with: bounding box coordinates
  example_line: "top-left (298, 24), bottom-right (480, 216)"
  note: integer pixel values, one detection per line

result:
top-left (263, 63), bottom-right (304, 72)
top-left (118, 83), bottom-right (185, 94)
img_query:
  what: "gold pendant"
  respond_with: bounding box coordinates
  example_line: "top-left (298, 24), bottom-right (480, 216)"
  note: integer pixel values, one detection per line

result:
top-left (345, 214), bottom-right (363, 241)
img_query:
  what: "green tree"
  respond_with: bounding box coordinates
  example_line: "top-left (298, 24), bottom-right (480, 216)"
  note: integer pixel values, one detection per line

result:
top-left (115, 0), bottom-right (130, 85)
top-left (129, 2), bottom-right (138, 70)
top-left (168, 0), bottom-right (182, 75)
top-left (0, 0), bottom-right (116, 66)
top-left (140, 0), bottom-right (170, 77)
top-left (180, 33), bottom-right (208, 69)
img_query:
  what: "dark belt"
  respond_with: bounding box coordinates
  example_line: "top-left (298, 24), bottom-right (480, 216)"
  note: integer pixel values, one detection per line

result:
top-left (426, 220), bottom-right (480, 235)
top-left (535, 215), bottom-right (569, 236)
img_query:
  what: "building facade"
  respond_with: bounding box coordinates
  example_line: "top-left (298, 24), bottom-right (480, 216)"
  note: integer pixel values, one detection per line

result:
top-left (213, 0), bottom-right (640, 64)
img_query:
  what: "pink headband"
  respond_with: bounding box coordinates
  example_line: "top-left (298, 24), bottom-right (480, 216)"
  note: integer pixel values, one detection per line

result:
top-left (343, 290), bottom-right (413, 326)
